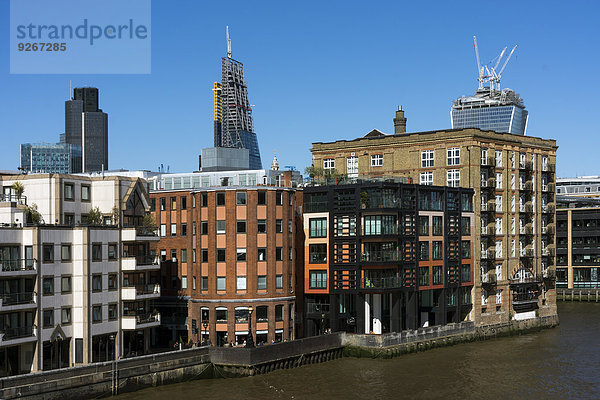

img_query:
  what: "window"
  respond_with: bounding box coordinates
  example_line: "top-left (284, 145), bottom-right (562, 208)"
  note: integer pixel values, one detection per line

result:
top-left (421, 150), bottom-right (434, 168)
top-left (90, 244), bottom-right (101, 261)
top-left (289, 220), bottom-right (293, 233)
top-left (257, 275), bottom-right (267, 290)
top-left (258, 191), bottom-right (266, 205)
top-left (276, 247), bottom-right (283, 261)
top-left (81, 185), bottom-right (90, 202)
top-left (180, 223), bottom-right (187, 237)
top-left (257, 248), bottom-right (267, 261)
top-left (201, 193), bottom-right (208, 207)
top-left (108, 244), bottom-right (117, 260)
top-left (236, 192), bottom-right (247, 205)
top-left (447, 169), bottom-right (460, 187)
top-left (461, 264), bottom-right (470, 282)
top-left (447, 148), bottom-right (460, 166)
top-left (43, 244), bottom-right (54, 263)
top-left (201, 249), bottom-right (208, 262)
top-left (160, 197), bottom-right (166, 211)
top-left (323, 158), bottom-right (335, 170)
top-left (309, 218), bottom-right (327, 238)
top-left (237, 248), bottom-right (246, 261)
top-left (61, 307), bottom-right (72, 324)
top-left (309, 244), bottom-right (327, 263)
top-left (461, 241), bottom-right (471, 259)
top-left (43, 309), bottom-right (54, 328)
top-left (496, 172), bottom-right (503, 189)
top-left (257, 219), bottom-right (267, 233)
top-left (347, 156), bottom-right (358, 177)
top-left (416, 268), bottom-right (430, 289)
top-left (108, 274), bottom-right (117, 290)
top-left (276, 192), bottom-right (283, 205)
top-left (216, 308), bottom-right (227, 322)
top-left (256, 306), bottom-right (268, 322)
top-left (61, 244), bottom-right (71, 261)
top-left (92, 305), bottom-right (102, 323)
top-left (171, 197), bottom-right (177, 210)
top-left (217, 249), bottom-right (226, 262)
top-left (482, 289), bottom-right (488, 306)
top-left (236, 276), bottom-right (247, 290)
top-left (419, 242), bottom-right (429, 261)
top-left (170, 223), bottom-right (177, 236)
top-left (371, 154), bottom-right (383, 167)
top-left (432, 266), bottom-right (443, 285)
top-left (92, 274), bottom-right (102, 292)
top-left (419, 216), bottom-right (429, 235)
top-left (495, 150), bottom-right (502, 167)
top-left (181, 196), bottom-right (187, 210)
top-left (201, 221), bottom-right (208, 235)
top-left (160, 224), bottom-right (166, 237)
top-left (201, 276), bottom-right (208, 290)
top-left (216, 192), bottom-right (226, 206)
top-left (64, 183), bottom-right (74, 200)
top-left (43, 277), bottom-right (54, 295)
top-left (192, 196), bottom-right (196, 208)
top-left (237, 220), bottom-right (246, 233)
top-left (432, 216), bottom-right (443, 236)
top-left (275, 305), bottom-right (284, 321)
top-left (108, 304), bottom-right (118, 320)
top-left (216, 220), bottom-right (226, 234)
top-left (276, 219), bottom-right (283, 233)
top-left (432, 241), bottom-right (443, 260)
top-left (192, 222), bottom-right (196, 235)
top-left (461, 217), bottom-right (471, 235)
top-left (217, 277), bottom-right (226, 291)
top-left (309, 270), bottom-right (327, 289)
top-left (496, 289), bottom-right (503, 304)
top-left (276, 275), bottom-right (283, 289)
top-left (420, 172), bottom-right (433, 186)
top-left (181, 249), bottom-right (187, 263)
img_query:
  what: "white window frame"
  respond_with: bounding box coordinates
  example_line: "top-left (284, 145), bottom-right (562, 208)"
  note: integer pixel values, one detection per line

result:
top-left (420, 171), bottom-right (433, 186)
top-left (495, 194), bottom-right (503, 212)
top-left (421, 150), bottom-right (434, 168)
top-left (371, 154), bottom-right (383, 167)
top-left (496, 172), bottom-right (502, 189)
top-left (447, 147), bottom-right (460, 166)
top-left (323, 158), bottom-right (335, 170)
top-left (495, 150), bottom-right (502, 167)
top-left (347, 156), bottom-right (358, 177)
top-left (447, 169), bottom-right (460, 187)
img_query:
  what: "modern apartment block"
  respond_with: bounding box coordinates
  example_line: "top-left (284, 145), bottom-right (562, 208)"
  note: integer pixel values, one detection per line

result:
top-left (556, 176), bottom-right (600, 198)
top-left (150, 182), bottom-right (300, 346)
top-left (0, 173), bottom-right (159, 377)
top-left (310, 112), bottom-right (558, 325)
top-left (302, 180), bottom-right (475, 336)
top-left (20, 141), bottom-right (82, 175)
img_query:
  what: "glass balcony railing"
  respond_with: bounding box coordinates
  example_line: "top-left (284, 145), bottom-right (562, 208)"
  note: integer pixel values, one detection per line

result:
top-left (0, 291), bottom-right (35, 306)
top-left (0, 259), bottom-right (36, 272)
top-left (1, 325), bottom-right (35, 340)
top-left (361, 250), bottom-right (399, 262)
top-left (361, 276), bottom-right (400, 289)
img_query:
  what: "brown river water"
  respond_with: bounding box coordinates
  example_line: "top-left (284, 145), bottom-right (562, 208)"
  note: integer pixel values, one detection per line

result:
top-left (117, 302), bottom-right (600, 399)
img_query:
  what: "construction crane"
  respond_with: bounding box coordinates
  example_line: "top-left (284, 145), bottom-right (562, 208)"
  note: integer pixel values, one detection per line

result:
top-left (473, 36), bottom-right (518, 93)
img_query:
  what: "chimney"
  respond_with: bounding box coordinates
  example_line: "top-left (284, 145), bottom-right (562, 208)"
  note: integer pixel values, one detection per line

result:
top-left (393, 105), bottom-right (407, 134)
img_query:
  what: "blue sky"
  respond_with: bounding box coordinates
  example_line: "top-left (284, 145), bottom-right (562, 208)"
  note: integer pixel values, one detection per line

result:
top-left (1, 0), bottom-right (599, 177)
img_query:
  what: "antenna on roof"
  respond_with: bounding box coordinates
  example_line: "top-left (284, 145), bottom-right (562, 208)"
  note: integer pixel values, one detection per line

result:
top-left (226, 26), bottom-right (232, 58)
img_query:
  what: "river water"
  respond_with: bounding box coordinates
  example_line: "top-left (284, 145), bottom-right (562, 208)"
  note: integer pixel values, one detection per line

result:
top-left (118, 302), bottom-right (600, 399)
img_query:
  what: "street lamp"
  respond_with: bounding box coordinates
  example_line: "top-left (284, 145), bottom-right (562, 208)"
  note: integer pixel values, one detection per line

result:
top-left (202, 321), bottom-right (208, 346)
top-left (246, 306), bottom-right (255, 348)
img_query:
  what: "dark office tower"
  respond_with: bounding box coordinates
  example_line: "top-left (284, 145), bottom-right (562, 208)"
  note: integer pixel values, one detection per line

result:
top-left (214, 27), bottom-right (262, 169)
top-left (65, 87), bottom-right (109, 172)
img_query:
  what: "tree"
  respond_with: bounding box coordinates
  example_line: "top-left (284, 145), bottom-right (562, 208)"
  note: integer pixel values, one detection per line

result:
top-left (112, 206), bottom-right (120, 226)
top-left (25, 203), bottom-right (42, 225)
top-left (140, 213), bottom-right (157, 235)
top-left (11, 181), bottom-right (24, 199)
top-left (304, 165), bottom-right (347, 182)
top-left (85, 207), bottom-right (103, 225)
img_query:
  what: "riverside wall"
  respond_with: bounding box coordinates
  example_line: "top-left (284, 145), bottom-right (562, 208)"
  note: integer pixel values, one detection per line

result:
top-left (0, 315), bottom-right (558, 399)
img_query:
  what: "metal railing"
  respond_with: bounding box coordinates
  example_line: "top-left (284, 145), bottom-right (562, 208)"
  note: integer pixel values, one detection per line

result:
top-left (361, 250), bottom-right (399, 263)
top-left (0, 194), bottom-right (27, 205)
top-left (135, 255), bottom-right (159, 266)
top-left (510, 274), bottom-right (543, 285)
top-left (1, 325), bottom-right (35, 340)
top-left (0, 259), bottom-right (36, 272)
top-left (481, 274), bottom-right (497, 285)
top-left (361, 276), bottom-right (400, 289)
top-left (306, 303), bottom-right (330, 314)
top-left (0, 291), bottom-right (35, 306)
top-left (309, 253), bottom-right (327, 264)
top-left (134, 284), bottom-right (160, 295)
top-left (512, 292), bottom-right (539, 303)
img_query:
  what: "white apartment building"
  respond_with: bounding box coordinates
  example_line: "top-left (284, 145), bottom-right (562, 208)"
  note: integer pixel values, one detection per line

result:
top-left (0, 173), bottom-right (160, 377)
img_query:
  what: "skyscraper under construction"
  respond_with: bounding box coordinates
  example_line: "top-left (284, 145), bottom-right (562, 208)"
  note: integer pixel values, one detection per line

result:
top-left (213, 27), bottom-right (262, 169)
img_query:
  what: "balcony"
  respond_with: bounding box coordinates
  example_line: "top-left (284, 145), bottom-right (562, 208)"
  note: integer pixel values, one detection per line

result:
top-left (543, 269), bottom-right (556, 280)
top-left (481, 178), bottom-right (496, 190)
top-left (481, 157), bottom-right (496, 167)
top-left (0, 325), bottom-right (37, 346)
top-left (0, 194), bottom-right (27, 206)
top-left (361, 276), bottom-right (400, 290)
top-left (521, 181), bottom-right (534, 192)
top-left (122, 312), bottom-right (161, 330)
top-left (512, 292), bottom-right (539, 305)
top-left (481, 273), bottom-right (497, 286)
top-left (361, 250), bottom-right (398, 263)
top-left (122, 227), bottom-right (160, 242)
top-left (306, 302), bottom-right (330, 315)
top-left (481, 226), bottom-right (495, 236)
top-left (0, 291), bottom-right (36, 310)
top-left (121, 284), bottom-right (160, 301)
top-left (510, 274), bottom-right (542, 286)
top-left (122, 255), bottom-right (160, 271)
top-left (542, 248), bottom-right (555, 257)
top-left (519, 161), bottom-right (533, 171)
top-left (480, 249), bottom-right (496, 260)
top-left (481, 203), bottom-right (496, 213)
top-left (542, 205), bottom-right (555, 214)
top-left (0, 259), bottom-right (37, 276)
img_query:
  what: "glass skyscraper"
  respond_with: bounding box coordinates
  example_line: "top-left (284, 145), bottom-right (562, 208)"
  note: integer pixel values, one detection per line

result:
top-left (451, 88), bottom-right (528, 135)
top-left (20, 142), bottom-right (82, 174)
